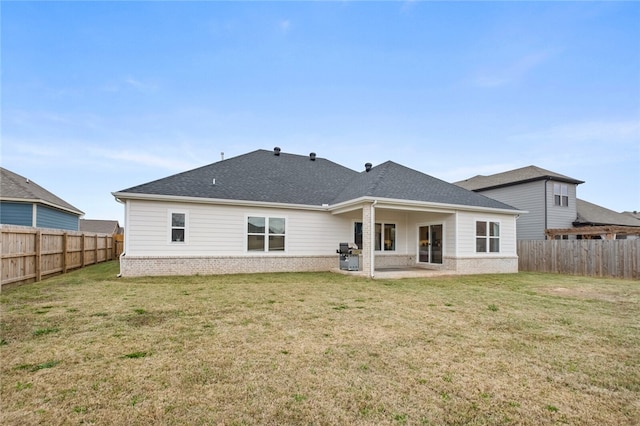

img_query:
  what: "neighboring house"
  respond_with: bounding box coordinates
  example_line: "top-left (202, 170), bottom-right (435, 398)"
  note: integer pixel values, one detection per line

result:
top-left (455, 166), bottom-right (583, 240)
top-left (112, 148), bottom-right (524, 278)
top-left (0, 167), bottom-right (83, 231)
top-left (568, 199), bottom-right (640, 239)
top-left (79, 219), bottom-right (123, 235)
top-left (455, 165), bottom-right (640, 240)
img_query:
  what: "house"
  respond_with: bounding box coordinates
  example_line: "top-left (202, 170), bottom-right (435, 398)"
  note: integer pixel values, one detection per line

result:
top-left (0, 167), bottom-right (83, 231)
top-left (566, 199), bottom-right (640, 240)
top-left (624, 211), bottom-right (640, 222)
top-left (455, 165), bottom-right (640, 240)
top-left (79, 219), bottom-right (123, 235)
top-left (455, 166), bottom-right (583, 240)
top-left (112, 148), bottom-right (525, 278)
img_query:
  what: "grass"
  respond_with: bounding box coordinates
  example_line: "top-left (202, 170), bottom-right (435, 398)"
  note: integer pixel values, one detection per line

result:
top-left (1, 261), bottom-right (639, 425)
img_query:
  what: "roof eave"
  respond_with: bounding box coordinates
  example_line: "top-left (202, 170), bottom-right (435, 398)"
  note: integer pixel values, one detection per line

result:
top-left (328, 196), bottom-right (526, 215)
top-left (471, 176), bottom-right (585, 192)
top-left (1, 197), bottom-right (84, 216)
top-left (112, 192), bottom-right (330, 211)
top-left (112, 192), bottom-right (526, 215)
top-left (573, 220), bottom-right (640, 228)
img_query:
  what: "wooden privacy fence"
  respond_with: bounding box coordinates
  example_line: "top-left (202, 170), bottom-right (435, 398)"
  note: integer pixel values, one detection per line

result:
top-left (518, 239), bottom-right (639, 279)
top-left (1, 225), bottom-right (124, 287)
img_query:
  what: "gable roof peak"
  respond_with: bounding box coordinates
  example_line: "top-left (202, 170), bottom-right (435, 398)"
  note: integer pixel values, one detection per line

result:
top-left (455, 165), bottom-right (584, 191)
top-left (331, 160), bottom-right (517, 211)
top-left (0, 167), bottom-right (84, 215)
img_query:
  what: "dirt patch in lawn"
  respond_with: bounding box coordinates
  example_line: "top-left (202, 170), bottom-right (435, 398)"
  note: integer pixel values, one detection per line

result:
top-left (544, 286), bottom-right (637, 303)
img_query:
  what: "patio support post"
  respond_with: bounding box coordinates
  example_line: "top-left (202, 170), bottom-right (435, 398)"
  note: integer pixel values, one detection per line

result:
top-left (361, 201), bottom-right (377, 278)
top-left (362, 203), bottom-right (373, 277)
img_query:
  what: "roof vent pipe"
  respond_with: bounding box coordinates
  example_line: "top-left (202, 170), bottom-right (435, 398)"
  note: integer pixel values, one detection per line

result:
top-left (310, 152), bottom-right (316, 161)
top-left (365, 163), bottom-right (372, 172)
top-left (274, 147), bottom-right (281, 156)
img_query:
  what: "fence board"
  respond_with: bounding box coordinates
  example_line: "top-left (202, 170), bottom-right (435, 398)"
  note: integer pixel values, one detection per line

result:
top-left (518, 239), bottom-right (639, 279)
top-left (1, 225), bottom-right (124, 287)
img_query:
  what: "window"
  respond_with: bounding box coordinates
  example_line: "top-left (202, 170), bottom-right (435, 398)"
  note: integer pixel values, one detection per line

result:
top-left (170, 212), bottom-right (186, 243)
top-left (354, 222), bottom-right (363, 249)
top-left (553, 183), bottom-right (569, 207)
top-left (384, 223), bottom-right (396, 251)
top-left (476, 221), bottom-right (500, 253)
top-left (247, 216), bottom-right (286, 252)
top-left (354, 222), bottom-right (396, 251)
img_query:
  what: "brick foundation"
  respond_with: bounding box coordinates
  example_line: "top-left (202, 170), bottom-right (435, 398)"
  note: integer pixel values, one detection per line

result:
top-left (120, 255), bottom-right (337, 277)
top-left (119, 254), bottom-right (518, 277)
top-left (447, 256), bottom-right (519, 274)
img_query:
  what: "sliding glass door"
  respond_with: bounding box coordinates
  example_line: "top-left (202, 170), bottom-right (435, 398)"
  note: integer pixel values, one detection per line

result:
top-left (418, 224), bottom-right (443, 264)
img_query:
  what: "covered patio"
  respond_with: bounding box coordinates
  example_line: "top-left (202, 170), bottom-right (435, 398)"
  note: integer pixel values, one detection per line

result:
top-left (331, 200), bottom-right (456, 278)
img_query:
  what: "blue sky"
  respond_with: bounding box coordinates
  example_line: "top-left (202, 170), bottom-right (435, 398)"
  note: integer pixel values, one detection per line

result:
top-left (2, 1), bottom-right (639, 224)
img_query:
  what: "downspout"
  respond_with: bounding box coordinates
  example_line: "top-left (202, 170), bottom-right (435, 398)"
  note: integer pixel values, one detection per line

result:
top-left (117, 252), bottom-right (126, 278)
top-left (115, 197), bottom-right (127, 278)
top-left (370, 200), bottom-right (377, 278)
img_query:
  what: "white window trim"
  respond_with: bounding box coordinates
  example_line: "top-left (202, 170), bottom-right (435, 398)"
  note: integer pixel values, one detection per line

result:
top-left (354, 221), bottom-right (397, 252)
top-left (553, 183), bottom-right (569, 207)
top-left (416, 222), bottom-right (446, 263)
top-left (245, 215), bottom-right (288, 254)
top-left (353, 220), bottom-right (363, 249)
top-left (475, 219), bottom-right (501, 254)
top-left (168, 210), bottom-right (188, 244)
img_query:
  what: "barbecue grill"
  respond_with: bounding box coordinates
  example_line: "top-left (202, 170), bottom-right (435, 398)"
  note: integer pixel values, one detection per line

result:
top-left (337, 242), bottom-right (359, 271)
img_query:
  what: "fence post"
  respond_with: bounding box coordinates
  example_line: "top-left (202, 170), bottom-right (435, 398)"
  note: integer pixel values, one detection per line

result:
top-left (80, 234), bottom-right (85, 267)
top-left (35, 230), bottom-right (42, 282)
top-left (94, 235), bottom-right (98, 265)
top-left (62, 232), bottom-right (68, 274)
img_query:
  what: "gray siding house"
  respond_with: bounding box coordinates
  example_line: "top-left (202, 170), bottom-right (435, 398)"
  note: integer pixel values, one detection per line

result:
top-left (455, 166), bottom-right (584, 240)
top-left (113, 148), bottom-right (524, 278)
top-left (0, 167), bottom-right (84, 231)
top-left (455, 166), bottom-right (640, 240)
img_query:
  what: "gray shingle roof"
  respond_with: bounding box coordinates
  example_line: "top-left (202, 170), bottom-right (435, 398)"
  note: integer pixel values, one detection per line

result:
top-left (575, 199), bottom-right (640, 227)
top-left (117, 149), bottom-right (359, 206)
top-left (332, 161), bottom-right (517, 210)
top-left (1, 167), bottom-right (83, 215)
top-left (624, 211), bottom-right (640, 221)
top-left (79, 219), bottom-right (122, 234)
top-left (115, 149), bottom-right (520, 211)
top-left (455, 165), bottom-right (584, 191)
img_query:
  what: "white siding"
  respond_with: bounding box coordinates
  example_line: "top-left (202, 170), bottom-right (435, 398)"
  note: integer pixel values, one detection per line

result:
top-left (123, 200), bottom-right (519, 275)
top-left (374, 210), bottom-right (410, 255)
top-left (445, 214), bottom-right (457, 257)
top-left (339, 209), bottom-right (413, 255)
top-left (455, 211), bottom-right (517, 257)
top-left (406, 212), bottom-right (456, 257)
top-left (125, 200), bottom-right (351, 257)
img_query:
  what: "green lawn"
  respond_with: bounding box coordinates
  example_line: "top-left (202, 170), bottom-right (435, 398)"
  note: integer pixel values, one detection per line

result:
top-left (1, 261), bottom-right (638, 425)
